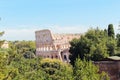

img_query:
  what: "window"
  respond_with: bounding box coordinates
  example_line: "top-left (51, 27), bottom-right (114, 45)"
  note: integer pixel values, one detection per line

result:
top-left (51, 56), bottom-right (53, 59)
top-left (64, 55), bottom-right (67, 60)
top-left (55, 55), bottom-right (58, 59)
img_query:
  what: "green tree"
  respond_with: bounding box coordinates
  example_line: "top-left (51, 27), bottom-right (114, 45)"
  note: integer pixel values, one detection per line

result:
top-left (106, 24), bottom-right (116, 56)
top-left (69, 38), bottom-right (81, 65)
top-left (73, 58), bottom-right (109, 80)
top-left (69, 28), bottom-right (109, 65)
top-left (108, 24), bottom-right (115, 38)
top-left (9, 55), bottom-right (46, 80)
top-left (0, 31), bottom-right (4, 47)
top-left (0, 49), bottom-right (9, 79)
top-left (12, 40), bottom-right (36, 54)
top-left (116, 34), bottom-right (120, 47)
top-left (106, 37), bottom-right (116, 56)
top-left (23, 51), bottom-right (36, 59)
top-left (40, 58), bottom-right (73, 80)
top-left (114, 34), bottom-right (120, 56)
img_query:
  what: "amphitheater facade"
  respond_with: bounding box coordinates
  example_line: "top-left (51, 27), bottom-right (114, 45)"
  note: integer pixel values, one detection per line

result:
top-left (35, 29), bottom-right (80, 62)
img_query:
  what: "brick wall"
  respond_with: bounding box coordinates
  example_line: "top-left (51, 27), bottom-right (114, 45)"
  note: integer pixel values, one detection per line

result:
top-left (94, 61), bottom-right (120, 80)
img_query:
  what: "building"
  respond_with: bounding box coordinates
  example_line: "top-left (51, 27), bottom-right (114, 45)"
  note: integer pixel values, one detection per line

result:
top-left (35, 29), bottom-right (81, 62)
top-left (1, 41), bottom-right (9, 49)
top-left (94, 56), bottom-right (120, 80)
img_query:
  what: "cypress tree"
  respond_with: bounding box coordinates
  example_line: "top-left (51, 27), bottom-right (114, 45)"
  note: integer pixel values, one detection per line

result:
top-left (108, 24), bottom-right (115, 38)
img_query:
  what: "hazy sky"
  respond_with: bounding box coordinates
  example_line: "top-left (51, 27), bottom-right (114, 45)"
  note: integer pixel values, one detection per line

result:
top-left (0, 0), bottom-right (120, 40)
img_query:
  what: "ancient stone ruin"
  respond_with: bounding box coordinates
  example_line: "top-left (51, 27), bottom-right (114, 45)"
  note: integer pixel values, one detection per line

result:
top-left (35, 29), bottom-right (80, 62)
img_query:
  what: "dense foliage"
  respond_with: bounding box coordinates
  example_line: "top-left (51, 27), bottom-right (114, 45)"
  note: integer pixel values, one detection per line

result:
top-left (108, 24), bottom-right (115, 38)
top-left (0, 26), bottom-right (112, 80)
top-left (0, 48), bottom-right (73, 80)
top-left (0, 43), bottom-right (109, 80)
top-left (69, 24), bottom-right (116, 65)
top-left (0, 37), bottom-right (74, 80)
top-left (0, 49), bottom-right (109, 80)
top-left (73, 58), bottom-right (109, 80)
top-left (0, 31), bottom-right (4, 46)
top-left (40, 58), bottom-right (73, 80)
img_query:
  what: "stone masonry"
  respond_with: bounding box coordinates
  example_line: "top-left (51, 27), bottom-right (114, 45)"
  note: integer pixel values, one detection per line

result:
top-left (35, 29), bottom-right (80, 62)
top-left (94, 56), bottom-right (120, 80)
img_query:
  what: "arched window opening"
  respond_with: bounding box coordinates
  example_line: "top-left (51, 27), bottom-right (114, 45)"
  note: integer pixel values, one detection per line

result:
top-left (51, 56), bottom-right (53, 59)
top-left (64, 55), bottom-right (67, 61)
top-left (55, 55), bottom-right (58, 59)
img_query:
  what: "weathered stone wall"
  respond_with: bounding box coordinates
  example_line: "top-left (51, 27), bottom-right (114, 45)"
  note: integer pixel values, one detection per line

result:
top-left (35, 29), bottom-right (81, 62)
top-left (94, 61), bottom-right (120, 80)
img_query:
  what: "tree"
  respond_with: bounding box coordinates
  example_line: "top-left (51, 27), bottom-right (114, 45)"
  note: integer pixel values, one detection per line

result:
top-left (23, 51), bottom-right (36, 59)
top-left (108, 24), bottom-right (115, 38)
top-left (107, 24), bottom-right (116, 56)
top-left (73, 58), bottom-right (109, 80)
top-left (115, 34), bottom-right (120, 56)
top-left (106, 37), bottom-right (116, 56)
top-left (0, 49), bottom-right (9, 80)
top-left (0, 31), bottom-right (4, 47)
top-left (12, 40), bottom-right (36, 54)
top-left (116, 34), bottom-right (120, 47)
top-left (9, 56), bottom-right (46, 80)
top-left (69, 28), bottom-right (109, 65)
top-left (40, 58), bottom-right (73, 80)
top-left (69, 38), bottom-right (81, 65)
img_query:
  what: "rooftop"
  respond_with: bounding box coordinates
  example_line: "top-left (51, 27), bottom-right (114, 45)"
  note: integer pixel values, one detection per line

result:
top-left (107, 56), bottom-right (120, 61)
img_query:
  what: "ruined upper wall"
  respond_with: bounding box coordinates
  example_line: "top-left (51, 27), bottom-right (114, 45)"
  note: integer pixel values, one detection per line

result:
top-left (35, 29), bottom-right (53, 44)
top-left (52, 33), bottom-right (81, 41)
top-left (35, 29), bottom-right (81, 45)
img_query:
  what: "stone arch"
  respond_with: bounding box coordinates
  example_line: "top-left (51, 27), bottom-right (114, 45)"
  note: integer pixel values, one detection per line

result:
top-left (47, 55), bottom-right (49, 58)
top-left (63, 55), bottom-right (67, 60)
top-left (56, 45), bottom-right (60, 50)
top-left (51, 55), bottom-right (53, 59)
top-left (55, 55), bottom-right (58, 59)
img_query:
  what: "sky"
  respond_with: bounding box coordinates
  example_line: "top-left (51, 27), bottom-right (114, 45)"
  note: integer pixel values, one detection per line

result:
top-left (0, 0), bottom-right (120, 40)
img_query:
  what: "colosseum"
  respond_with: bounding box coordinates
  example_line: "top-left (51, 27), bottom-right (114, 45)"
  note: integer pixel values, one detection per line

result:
top-left (35, 29), bottom-right (81, 62)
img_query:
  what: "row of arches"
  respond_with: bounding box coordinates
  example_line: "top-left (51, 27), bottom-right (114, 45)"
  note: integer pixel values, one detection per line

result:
top-left (37, 47), bottom-right (53, 51)
top-left (36, 51), bottom-right (70, 62)
top-left (43, 55), bottom-right (59, 59)
top-left (36, 44), bottom-right (70, 51)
